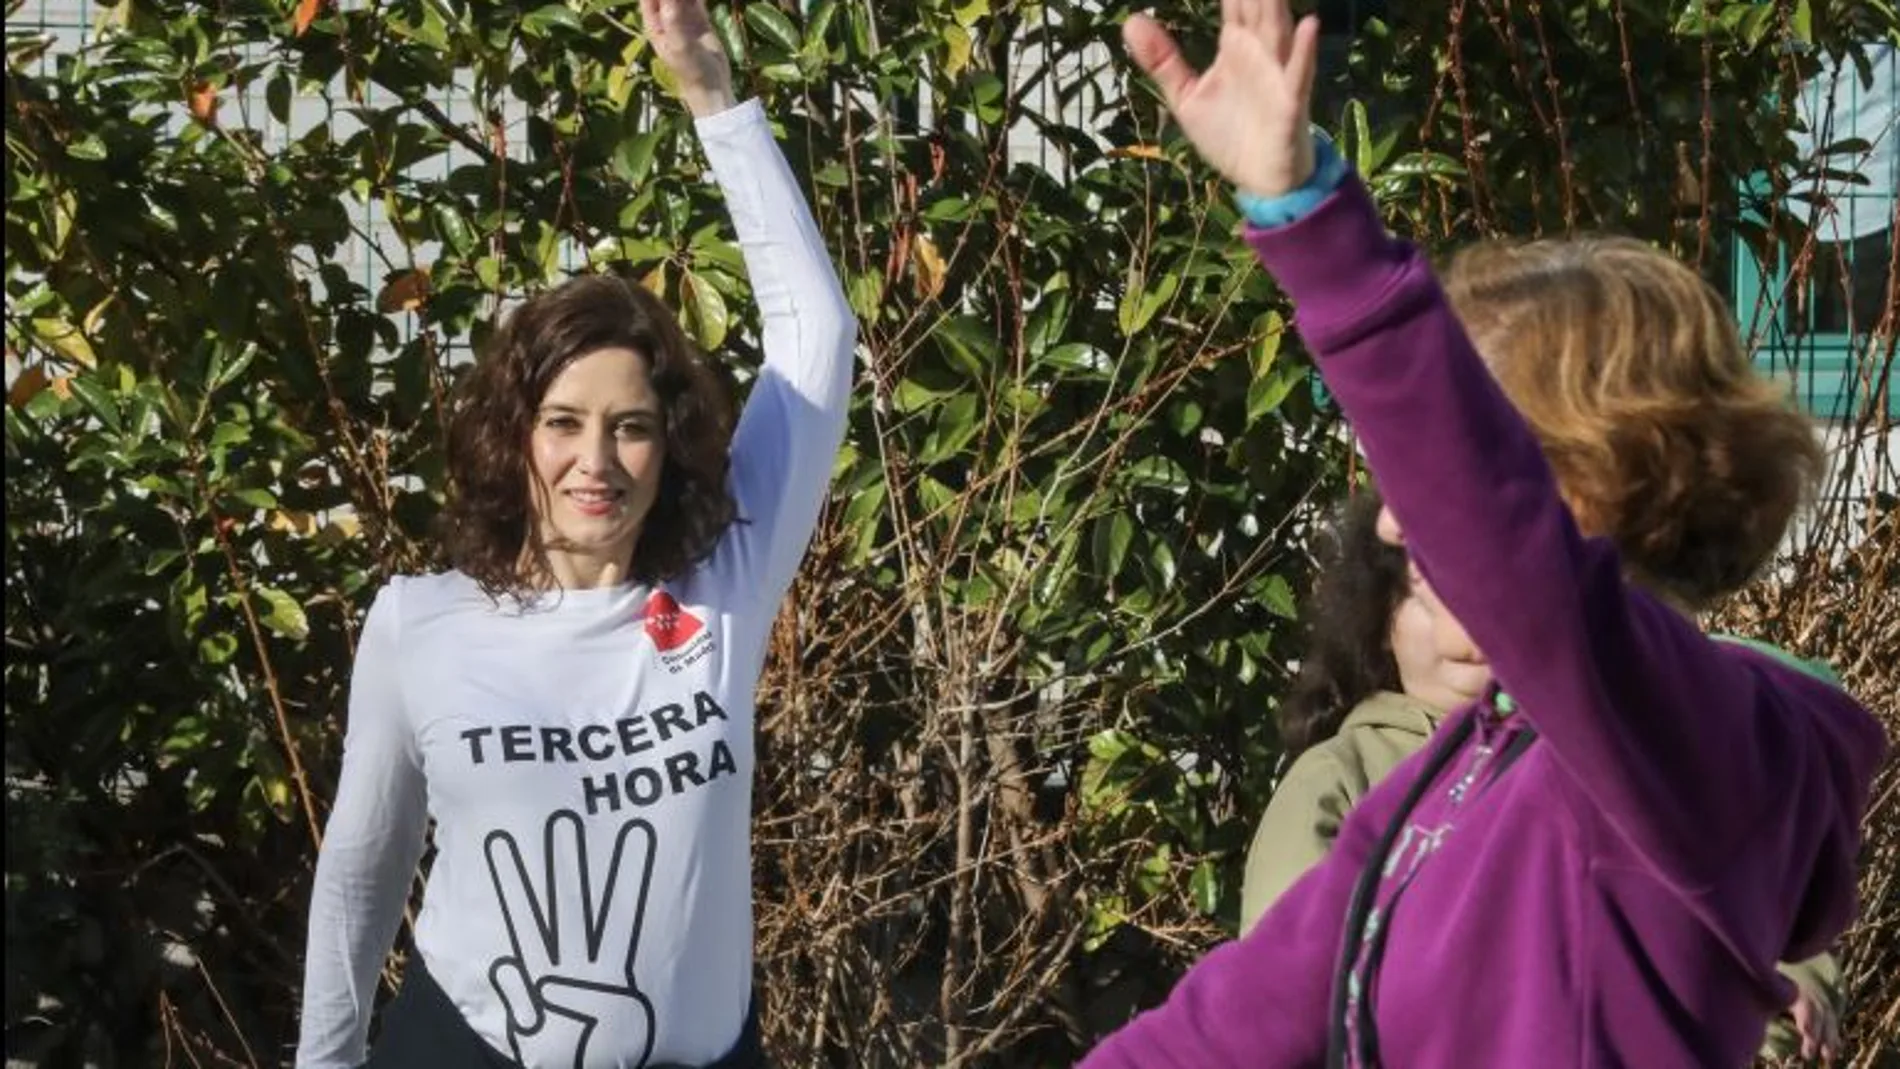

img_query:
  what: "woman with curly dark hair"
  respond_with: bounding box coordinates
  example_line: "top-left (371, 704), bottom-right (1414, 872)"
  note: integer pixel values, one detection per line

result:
top-left (294, 3), bottom-right (854, 1068)
top-left (1267, 494), bottom-right (1409, 762)
top-left (1239, 492), bottom-right (1489, 927)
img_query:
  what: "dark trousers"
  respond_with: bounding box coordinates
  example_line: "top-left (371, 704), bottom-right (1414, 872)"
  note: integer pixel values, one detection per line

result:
top-left (362, 960), bottom-right (768, 1069)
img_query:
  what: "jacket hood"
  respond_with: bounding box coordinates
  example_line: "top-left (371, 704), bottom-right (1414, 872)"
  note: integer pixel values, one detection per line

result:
top-left (1712, 635), bottom-right (1844, 688)
top-left (1718, 635), bottom-right (1888, 960)
top-left (1337, 689), bottom-right (1449, 741)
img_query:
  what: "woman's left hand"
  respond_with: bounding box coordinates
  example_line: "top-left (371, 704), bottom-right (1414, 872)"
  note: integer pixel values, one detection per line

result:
top-left (1123, 0), bottom-right (1322, 200)
top-left (641, 0), bottom-right (735, 117)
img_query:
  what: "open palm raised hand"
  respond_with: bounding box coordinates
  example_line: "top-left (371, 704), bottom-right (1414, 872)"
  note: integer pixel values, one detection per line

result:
top-left (1123, 0), bottom-right (1323, 199)
top-left (641, 0), bottom-right (734, 117)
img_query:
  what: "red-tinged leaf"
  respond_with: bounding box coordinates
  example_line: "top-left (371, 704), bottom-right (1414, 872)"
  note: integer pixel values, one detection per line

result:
top-left (188, 81), bottom-right (218, 124)
top-left (376, 270), bottom-right (432, 314)
top-left (293, 0), bottom-right (323, 36)
top-left (7, 364), bottom-right (49, 408)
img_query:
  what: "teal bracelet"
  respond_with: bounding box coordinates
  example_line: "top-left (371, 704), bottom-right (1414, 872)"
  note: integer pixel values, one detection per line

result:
top-left (1234, 130), bottom-right (1350, 228)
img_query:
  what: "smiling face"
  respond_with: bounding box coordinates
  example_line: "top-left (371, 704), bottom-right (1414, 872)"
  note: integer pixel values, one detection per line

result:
top-left (527, 346), bottom-right (667, 586)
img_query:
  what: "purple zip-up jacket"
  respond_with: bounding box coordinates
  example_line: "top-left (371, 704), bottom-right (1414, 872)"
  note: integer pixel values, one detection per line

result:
top-left (1080, 178), bottom-right (1887, 1068)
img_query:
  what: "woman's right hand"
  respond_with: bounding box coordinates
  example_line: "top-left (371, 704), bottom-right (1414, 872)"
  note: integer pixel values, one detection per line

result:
top-left (1788, 982), bottom-right (1842, 1063)
top-left (1122, 0), bottom-right (1323, 200)
top-left (641, 0), bottom-right (736, 117)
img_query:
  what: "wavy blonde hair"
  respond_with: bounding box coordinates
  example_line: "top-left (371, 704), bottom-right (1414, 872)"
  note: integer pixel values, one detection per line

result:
top-left (1444, 238), bottom-right (1825, 609)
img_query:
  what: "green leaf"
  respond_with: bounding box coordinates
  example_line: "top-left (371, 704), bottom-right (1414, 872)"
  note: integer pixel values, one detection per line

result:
top-left (208, 347), bottom-right (256, 393)
top-left (803, 0), bottom-right (839, 49)
top-left (681, 271), bottom-right (730, 350)
top-left (1026, 285), bottom-right (1072, 356)
top-left (943, 24), bottom-right (974, 79)
top-left (1148, 539), bottom-right (1177, 589)
top-left (1092, 512), bottom-right (1134, 578)
top-left (1124, 456), bottom-right (1189, 493)
top-left (65, 375), bottom-right (120, 433)
top-left (1084, 895), bottom-right (1128, 952)
top-left (917, 473), bottom-right (956, 515)
top-left (254, 586), bottom-right (309, 641)
top-left (1737, 4), bottom-right (1775, 47)
top-left (844, 0), bottom-right (873, 55)
top-left (708, 3), bottom-right (746, 65)
top-left (612, 130), bottom-right (663, 185)
top-left (1247, 366), bottom-right (1303, 427)
top-left (1167, 399), bottom-right (1203, 436)
top-left (932, 316), bottom-right (999, 376)
top-left (1042, 342), bottom-right (1103, 373)
top-left (894, 375), bottom-right (956, 413)
top-left (1344, 99), bottom-right (1374, 175)
top-left (923, 194), bottom-right (980, 223)
top-left (1384, 152), bottom-right (1467, 179)
top-left (434, 204), bottom-right (475, 257)
top-left (1087, 727), bottom-right (1134, 766)
top-left (1259, 574), bottom-right (1298, 619)
top-left (211, 421), bottom-right (249, 449)
top-left (922, 393), bottom-right (981, 463)
top-left (841, 479), bottom-right (887, 532)
top-left (67, 134), bottom-right (107, 161)
top-left (847, 272), bottom-right (884, 320)
top-left (1118, 269), bottom-right (1179, 336)
top-left (1791, 0), bottom-right (1813, 43)
top-left (266, 72), bottom-right (292, 125)
top-left (31, 317), bottom-right (97, 368)
top-left (968, 73), bottom-right (1006, 125)
top-left (232, 487), bottom-right (278, 509)
top-left (1135, 845), bottom-right (1172, 897)
top-left (1189, 858), bottom-right (1221, 916)
top-left (199, 632), bottom-right (239, 665)
top-left (521, 4), bottom-right (583, 36)
top-left (745, 3), bottom-right (801, 54)
top-left (1245, 314), bottom-right (1297, 425)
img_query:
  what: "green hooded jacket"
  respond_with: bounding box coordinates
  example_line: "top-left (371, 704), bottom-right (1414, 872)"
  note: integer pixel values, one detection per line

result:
top-left (1240, 690), bottom-right (1445, 929)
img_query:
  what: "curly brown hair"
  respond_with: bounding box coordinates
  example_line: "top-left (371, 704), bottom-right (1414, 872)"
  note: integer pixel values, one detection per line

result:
top-left (1444, 237), bottom-right (1826, 609)
top-left (438, 274), bottom-right (738, 600)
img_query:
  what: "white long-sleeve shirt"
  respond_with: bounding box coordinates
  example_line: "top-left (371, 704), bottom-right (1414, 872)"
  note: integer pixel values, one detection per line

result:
top-left (296, 98), bottom-right (856, 1069)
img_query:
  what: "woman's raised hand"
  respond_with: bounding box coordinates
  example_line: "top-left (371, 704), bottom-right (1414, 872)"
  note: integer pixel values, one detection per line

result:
top-left (641, 0), bottom-right (735, 117)
top-left (1123, 0), bottom-right (1323, 199)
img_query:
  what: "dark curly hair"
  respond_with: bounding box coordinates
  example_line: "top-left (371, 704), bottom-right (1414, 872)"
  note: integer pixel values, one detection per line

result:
top-left (1275, 492), bottom-right (1411, 758)
top-left (1445, 237), bottom-right (1826, 608)
top-left (438, 274), bottom-right (738, 601)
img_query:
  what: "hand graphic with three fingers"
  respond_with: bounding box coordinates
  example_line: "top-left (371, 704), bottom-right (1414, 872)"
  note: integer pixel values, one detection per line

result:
top-left (485, 812), bottom-right (656, 1069)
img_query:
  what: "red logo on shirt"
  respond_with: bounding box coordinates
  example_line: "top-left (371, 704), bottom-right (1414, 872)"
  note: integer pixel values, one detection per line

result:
top-left (638, 591), bottom-right (703, 652)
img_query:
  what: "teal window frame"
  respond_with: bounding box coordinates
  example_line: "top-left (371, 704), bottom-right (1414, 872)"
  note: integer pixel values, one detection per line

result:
top-left (1731, 46), bottom-right (1896, 424)
top-left (1732, 225), bottom-right (1897, 424)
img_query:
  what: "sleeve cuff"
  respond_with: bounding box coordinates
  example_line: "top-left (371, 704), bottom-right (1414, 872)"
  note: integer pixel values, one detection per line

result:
top-left (1235, 130), bottom-right (1351, 229)
top-left (1240, 177), bottom-right (1417, 344)
top-left (691, 97), bottom-right (767, 138)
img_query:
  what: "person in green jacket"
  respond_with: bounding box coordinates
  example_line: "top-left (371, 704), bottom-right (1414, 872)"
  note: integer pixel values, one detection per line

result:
top-left (1242, 492), bottom-right (1845, 1064)
top-left (1239, 493), bottom-right (1489, 922)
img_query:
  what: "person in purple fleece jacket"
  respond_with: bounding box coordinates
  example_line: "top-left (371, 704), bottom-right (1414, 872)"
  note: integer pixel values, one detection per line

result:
top-left (1083, 2), bottom-right (1889, 1067)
